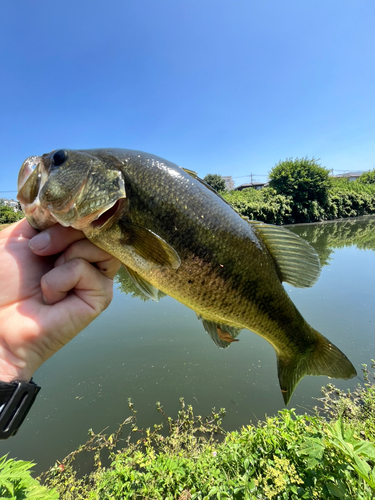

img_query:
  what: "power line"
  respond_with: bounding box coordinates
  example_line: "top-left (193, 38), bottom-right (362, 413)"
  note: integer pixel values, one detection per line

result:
top-left (232, 174), bottom-right (268, 178)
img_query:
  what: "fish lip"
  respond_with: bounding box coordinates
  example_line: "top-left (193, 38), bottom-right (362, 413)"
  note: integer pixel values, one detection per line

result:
top-left (17, 155), bottom-right (59, 230)
top-left (17, 156), bottom-right (43, 193)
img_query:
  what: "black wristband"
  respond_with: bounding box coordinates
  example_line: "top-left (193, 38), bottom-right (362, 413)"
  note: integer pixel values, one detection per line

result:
top-left (0, 379), bottom-right (41, 439)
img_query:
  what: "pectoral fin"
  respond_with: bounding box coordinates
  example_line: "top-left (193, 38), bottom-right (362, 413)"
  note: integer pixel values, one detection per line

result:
top-left (197, 315), bottom-right (241, 349)
top-left (119, 221), bottom-right (181, 269)
top-left (124, 265), bottom-right (165, 301)
top-left (249, 221), bottom-right (321, 288)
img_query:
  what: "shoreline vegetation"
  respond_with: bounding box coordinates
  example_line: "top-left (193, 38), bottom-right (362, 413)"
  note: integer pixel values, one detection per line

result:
top-left (2, 362), bottom-right (375, 499)
top-left (220, 158), bottom-right (375, 226)
top-left (223, 181), bottom-right (375, 226)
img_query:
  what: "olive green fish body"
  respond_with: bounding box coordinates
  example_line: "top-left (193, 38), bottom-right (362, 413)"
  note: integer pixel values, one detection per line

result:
top-left (17, 148), bottom-right (357, 403)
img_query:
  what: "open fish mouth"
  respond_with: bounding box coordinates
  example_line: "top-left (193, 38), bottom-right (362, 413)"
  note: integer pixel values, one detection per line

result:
top-left (90, 198), bottom-right (125, 229)
top-left (17, 150), bottom-right (126, 232)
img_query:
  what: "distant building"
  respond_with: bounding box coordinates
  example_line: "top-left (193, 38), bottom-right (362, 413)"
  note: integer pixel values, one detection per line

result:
top-left (0, 199), bottom-right (21, 212)
top-left (222, 176), bottom-right (235, 191)
top-left (234, 182), bottom-right (269, 191)
top-left (331, 172), bottom-right (363, 182)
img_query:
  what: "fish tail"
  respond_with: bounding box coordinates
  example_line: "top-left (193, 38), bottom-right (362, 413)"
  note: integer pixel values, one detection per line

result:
top-left (277, 328), bottom-right (357, 405)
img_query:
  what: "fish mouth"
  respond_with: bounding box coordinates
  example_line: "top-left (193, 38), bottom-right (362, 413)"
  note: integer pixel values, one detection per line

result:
top-left (50, 196), bottom-right (126, 232)
top-left (90, 198), bottom-right (124, 230)
top-left (17, 156), bottom-right (57, 230)
top-left (17, 152), bottom-right (126, 232)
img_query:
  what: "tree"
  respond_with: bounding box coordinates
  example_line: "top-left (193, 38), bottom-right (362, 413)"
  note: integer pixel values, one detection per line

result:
top-left (269, 157), bottom-right (330, 206)
top-left (268, 157), bottom-right (331, 223)
top-left (0, 205), bottom-right (24, 224)
top-left (203, 174), bottom-right (226, 193)
top-left (357, 169), bottom-right (375, 185)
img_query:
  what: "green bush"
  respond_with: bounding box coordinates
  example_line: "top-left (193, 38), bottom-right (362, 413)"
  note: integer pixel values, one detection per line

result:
top-left (358, 169), bottom-right (375, 185)
top-left (203, 174), bottom-right (226, 193)
top-left (222, 174), bottom-right (375, 225)
top-left (268, 157), bottom-right (331, 223)
top-left (327, 181), bottom-right (375, 220)
top-left (223, 187), bottom-right (293, 225)
top-left (0, 455), bottom-right (58, 499)
top-left (0, 205), bottom-right (24, 224)
top-left (269, 157), bottom-right (331, 206)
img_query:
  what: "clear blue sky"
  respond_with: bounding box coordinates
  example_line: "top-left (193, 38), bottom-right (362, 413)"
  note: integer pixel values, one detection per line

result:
top-left (1, 0), bottom-right (374, 194)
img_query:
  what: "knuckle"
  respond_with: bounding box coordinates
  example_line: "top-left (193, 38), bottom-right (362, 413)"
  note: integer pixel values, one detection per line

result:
top-left (102, 282), bottom-right (114, 310)
top-left (67, 257), bottom-right (87, 272)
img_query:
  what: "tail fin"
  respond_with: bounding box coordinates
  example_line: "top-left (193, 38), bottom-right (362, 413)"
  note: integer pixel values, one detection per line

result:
top-left (277, 329), bottom-right (357, 405)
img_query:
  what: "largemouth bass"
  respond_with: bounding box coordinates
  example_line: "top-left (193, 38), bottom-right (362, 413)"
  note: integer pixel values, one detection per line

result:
top-left (17, 148), bottom-right (356, 403)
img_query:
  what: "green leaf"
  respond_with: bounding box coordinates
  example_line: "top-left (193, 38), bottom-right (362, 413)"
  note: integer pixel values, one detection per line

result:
top-left (299, 437), bottom-right (325, 468)
top-left (353, 455), bottom-right (371, 479)
top-left (326, 482), bottom-right (347, 499)
top-left (353, 441), bottom-right (375, 460)
top-left (299, 437), bottom-right (325, 459)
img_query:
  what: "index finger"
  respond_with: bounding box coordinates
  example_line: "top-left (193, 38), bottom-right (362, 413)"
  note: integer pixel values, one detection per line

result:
top-left (29, 223), bottom-right (86, 256)
top-left (0, 218), bottom-right (37, 242)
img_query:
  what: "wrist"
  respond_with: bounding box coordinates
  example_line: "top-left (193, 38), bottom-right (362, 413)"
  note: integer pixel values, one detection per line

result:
top-left (0, 342), bottom-right (34, 383)
top-left (0, 359), bottom-right (32, 383)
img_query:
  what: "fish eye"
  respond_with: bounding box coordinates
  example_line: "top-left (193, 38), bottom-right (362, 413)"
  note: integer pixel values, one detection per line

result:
top-left (52, 149), bottom-right (68, 167)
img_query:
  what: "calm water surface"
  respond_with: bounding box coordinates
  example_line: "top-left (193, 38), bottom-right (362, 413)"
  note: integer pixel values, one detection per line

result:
top-left (2, 216), bottom-right (375, 473)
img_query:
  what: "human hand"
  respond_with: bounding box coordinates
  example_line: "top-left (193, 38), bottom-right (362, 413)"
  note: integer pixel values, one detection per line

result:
top-left (0, 219), bottom-right (121, 383)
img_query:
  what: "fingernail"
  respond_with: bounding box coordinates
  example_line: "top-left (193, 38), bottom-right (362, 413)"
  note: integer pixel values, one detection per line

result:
top-left (29, 232), bottom-right (51, 251)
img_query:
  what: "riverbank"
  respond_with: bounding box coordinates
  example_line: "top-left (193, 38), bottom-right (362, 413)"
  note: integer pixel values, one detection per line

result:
top-left (3, 363), bottom-right (374, 499)
top-left (223, 179), bottom-right (375, 225)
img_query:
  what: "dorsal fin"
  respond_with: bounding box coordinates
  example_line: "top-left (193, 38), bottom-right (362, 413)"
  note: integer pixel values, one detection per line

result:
top-left (249, 221), bottom-right (321, 288)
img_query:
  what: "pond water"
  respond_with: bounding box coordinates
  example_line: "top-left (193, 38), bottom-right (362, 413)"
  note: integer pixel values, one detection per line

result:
top-left (2, 216), bottom-right (375, 474)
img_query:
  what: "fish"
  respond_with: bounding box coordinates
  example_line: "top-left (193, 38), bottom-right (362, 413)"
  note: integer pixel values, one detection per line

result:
top-left (17, 148), bottom-right (357, 403)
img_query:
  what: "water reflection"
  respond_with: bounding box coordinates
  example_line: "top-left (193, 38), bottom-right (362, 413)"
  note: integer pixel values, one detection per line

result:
top-left (287, 216), bottom-right (375, 267)
top-left (115, 266), bottom-right (154, 301)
